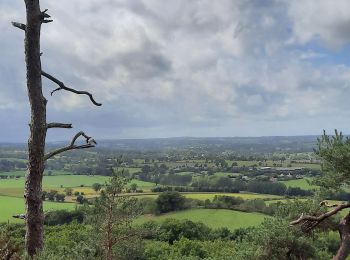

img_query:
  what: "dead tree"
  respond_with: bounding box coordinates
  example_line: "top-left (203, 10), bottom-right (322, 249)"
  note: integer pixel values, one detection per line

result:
top-left (12, 1), bottom-right (101, 257)
top-left (290, 201), bottom-right (350, 260)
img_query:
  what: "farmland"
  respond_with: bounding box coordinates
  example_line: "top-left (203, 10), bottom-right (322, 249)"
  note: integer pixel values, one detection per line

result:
top-left (136, 208), bottom-right (267, 230)
top-left (0, 174), bottom-right (157, 197)
top-left (0, 195), bottom-right (75, 223)
top-left (0, 137), bottom-right (324, 229)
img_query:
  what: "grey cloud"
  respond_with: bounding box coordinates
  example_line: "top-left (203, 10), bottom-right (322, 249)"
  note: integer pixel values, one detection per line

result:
top-left (2, 0), bottom-right (350, 141)
top-left (287, 0), bottom-right (350, 49)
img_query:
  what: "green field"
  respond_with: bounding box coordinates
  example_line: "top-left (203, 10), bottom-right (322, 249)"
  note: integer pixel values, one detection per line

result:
top-left (0, 175), bottom-right (110, 189)
top-left (0, 175), bottom-right (156, 197)
top-left (136, 209), bottom-right (267, 230)
top-left (0, 196), bottom-right (75, 223)
top-left (280, 178), bottom-right (318, 190)
top-left (126, 168), bottom-right (141, 174)
top-left (127, 179), bottom-right (156, 191)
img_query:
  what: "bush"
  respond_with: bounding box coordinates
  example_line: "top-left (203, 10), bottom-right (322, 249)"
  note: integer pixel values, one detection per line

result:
top-left (44, 209), bottom-right (85, 226)
top-left (155, 191), bottom-right (186, 213)
top-left (151, 186), bottom-right (173, 192)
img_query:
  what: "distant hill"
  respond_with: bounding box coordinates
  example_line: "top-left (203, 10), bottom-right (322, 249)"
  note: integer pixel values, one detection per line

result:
top-left (0, 136), bottom-right (321, 153)
top-left (95, 136), bottom-right (320, 153)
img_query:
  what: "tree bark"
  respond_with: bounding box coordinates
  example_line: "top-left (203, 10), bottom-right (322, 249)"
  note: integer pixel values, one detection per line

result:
top-left (334, 213), bottom-right (350, 260)
top-left (23, 0), bottom-right (46, 257)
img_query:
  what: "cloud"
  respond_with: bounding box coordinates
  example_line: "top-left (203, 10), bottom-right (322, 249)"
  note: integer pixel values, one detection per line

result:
top-left (287, 0), bottom-right (350, 49)
top-left (1, 0), bottom-right (350, 141)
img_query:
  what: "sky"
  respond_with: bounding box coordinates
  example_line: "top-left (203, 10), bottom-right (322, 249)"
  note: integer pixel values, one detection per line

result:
top-left (1, 0), bottom-right (350, 142)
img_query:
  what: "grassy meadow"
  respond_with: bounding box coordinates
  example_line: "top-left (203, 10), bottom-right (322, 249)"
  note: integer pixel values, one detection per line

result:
top-left (136, 208), bottom-right (267, 230)
top-left (280, 178), bottom-right (318, 190)
top-left (0, 196), bottom-right (75, 223)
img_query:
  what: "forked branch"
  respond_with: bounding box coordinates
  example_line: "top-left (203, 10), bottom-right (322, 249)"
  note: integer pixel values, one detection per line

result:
top-left (290, 202), bottom-right (350, 233)
top-left (11, 21), bottom-right (102, 107)
top-left (44, 131), bottom-right (96, 160)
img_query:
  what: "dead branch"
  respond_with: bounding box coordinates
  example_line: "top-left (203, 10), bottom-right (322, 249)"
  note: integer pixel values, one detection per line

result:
top-left (40, 9), bottom-right (53, 23)
top-left (290, 202), bottom-right (350, 233)
top-left (11, 21), bottom-right (102, 107)
top-left (320, 200), bottom-right (340, 208)
top-left (44, 131), bottom-right (95, 160)
top-left (47, 123), bottom-right (72, 129)
top-left (11, 22), bottom-right (26, 31)
top-left (42, 71), bottom-right (102, 106)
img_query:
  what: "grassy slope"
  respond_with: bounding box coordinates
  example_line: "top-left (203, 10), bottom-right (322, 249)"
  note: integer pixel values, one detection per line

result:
top-left (136, 208), bottom-right (267, 230)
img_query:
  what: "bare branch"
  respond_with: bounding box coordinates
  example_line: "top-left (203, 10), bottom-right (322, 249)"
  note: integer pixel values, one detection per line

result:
top-left (290, 202), bottom-right (350, 233)
top-left (70, 131), bottom-right (90, 146)
top-left (42, 71), bottom-right (102, 106)
top-left (40, 9), bottom-right (53, 24)
top-left (47, 123), bottom-right (72, 129)
top-left (320, 200), bottom-right (340, 208)
top-left (11, 22), bottom-right (26, 31)
top-left (11, 22), bottom-right (101, 107)
top-left (44, 131), bottom-right (95, 160)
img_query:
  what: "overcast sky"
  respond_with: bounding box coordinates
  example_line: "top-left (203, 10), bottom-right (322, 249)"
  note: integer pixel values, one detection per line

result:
top-left (1, 0), bottom-right (350, 142)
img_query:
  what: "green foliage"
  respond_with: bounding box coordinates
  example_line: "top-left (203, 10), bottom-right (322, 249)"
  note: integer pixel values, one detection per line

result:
top-left (154, 218), bottom-right (212, 243)
top-left (247, 181), bottom-right (287, 195)
top-left (315, 130), bottom-right (350, 190)
top-left (274, 199), bottom-right (324, 221)
top-left (235, 218), bottom-right (315, 260)
top-left (0, 224), bottom-right (22, 260)
top-left (91, 183), bottom-right (102, 192)
top-left (76, 195), bottom-right (87, 204)
top-left (37, 223), bottom-right (99, 260)
top-left (141, 218), bottom-right (246, 243)
top-left (137, 197), bottom-right (157, 214)
top-left (89, 172), bottom-right (143, 260)
top-left (143, 237), bottom-right (235, 260)
top-left (156, 191), bottom-right (186, 213)
top-left (44, 208), bottom-right (87, 226)
top-left (130, 182), bottom-right (138, 192)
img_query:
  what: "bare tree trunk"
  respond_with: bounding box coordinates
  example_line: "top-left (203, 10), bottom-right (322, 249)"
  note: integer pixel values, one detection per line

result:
top-left (334, 213), bottom-right (350, 260)
top-left (12, 1), bottom-right (100, 257)
top-left (23, 0), bottom-right (46, 256)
